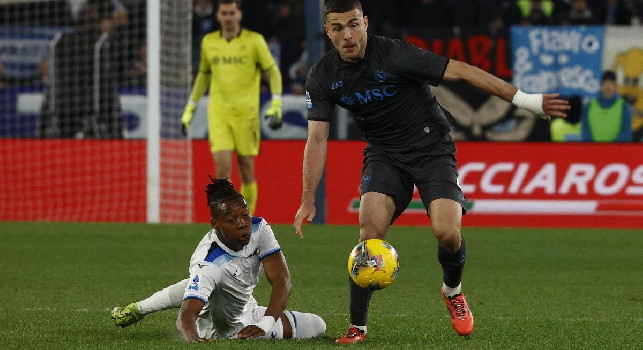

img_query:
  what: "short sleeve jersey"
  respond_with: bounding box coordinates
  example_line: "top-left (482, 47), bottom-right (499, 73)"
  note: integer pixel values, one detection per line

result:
top-left (199, 29), bottom-right (276, 118)
top-left (183, 216), bottom-right (281, 337)
top-left (305, 35), bottom-right (451, 151)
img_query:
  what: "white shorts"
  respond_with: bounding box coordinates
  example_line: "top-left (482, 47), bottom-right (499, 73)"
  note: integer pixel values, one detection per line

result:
top-left (198, 304), bottom-right (291, 340)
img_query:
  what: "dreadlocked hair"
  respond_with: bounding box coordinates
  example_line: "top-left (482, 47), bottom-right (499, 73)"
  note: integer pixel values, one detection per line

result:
top-left (205, 176), bottom-right (244, 209)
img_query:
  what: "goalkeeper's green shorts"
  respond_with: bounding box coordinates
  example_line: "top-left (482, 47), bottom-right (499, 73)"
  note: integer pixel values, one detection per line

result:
top-left (208, 115), bottom-right (260, 156)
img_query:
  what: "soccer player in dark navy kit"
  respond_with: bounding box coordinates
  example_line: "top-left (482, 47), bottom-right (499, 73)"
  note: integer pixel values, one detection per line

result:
top-left (293, 0), bottom-right (570, 344)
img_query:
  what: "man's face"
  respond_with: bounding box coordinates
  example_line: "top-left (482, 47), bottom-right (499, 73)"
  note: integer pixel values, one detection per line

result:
top-left (324, 8), bottom-right (368, 63)
top-left (216, 3), bottom-right (242, 32)
top-left (211, 197), bottom-right (252, 252)
top-left (601, 79), bottom-right (617, 98)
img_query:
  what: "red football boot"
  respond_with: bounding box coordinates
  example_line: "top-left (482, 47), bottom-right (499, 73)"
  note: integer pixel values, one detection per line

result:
top-left (442, 288), bottom-right (474, 336)
top-left (336, 325), bottom-right (366, 344)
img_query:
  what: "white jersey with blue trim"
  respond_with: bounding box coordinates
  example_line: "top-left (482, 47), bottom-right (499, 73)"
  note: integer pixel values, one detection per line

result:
top-left (183, 216), bottom-right (282, 338)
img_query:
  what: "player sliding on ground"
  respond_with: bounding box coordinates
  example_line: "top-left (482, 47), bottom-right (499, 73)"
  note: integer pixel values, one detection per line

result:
top-left (112, 177), bottom-right (325, 341)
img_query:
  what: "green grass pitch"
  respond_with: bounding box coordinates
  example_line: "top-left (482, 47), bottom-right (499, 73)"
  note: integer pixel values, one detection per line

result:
top-left (0, 222), bottom-right (641, 350)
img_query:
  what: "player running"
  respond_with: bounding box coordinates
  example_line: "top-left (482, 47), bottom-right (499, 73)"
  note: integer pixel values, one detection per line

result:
top-left (294, 0), bottom-right (570, 343)
top-left (112, 178), bottom-right (325, 341)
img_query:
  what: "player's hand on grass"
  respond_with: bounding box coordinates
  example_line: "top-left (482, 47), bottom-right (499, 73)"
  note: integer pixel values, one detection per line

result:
top-left (237, 325), bottom-right (266, 339)
top-left (265, 98), bottom-right (282, 130)
top-left (192, 337), bottom-right (217, 342)
top-left (181, 101), bottom-right (196, 136)
top-left (179, 332), bottom-right (216, 342)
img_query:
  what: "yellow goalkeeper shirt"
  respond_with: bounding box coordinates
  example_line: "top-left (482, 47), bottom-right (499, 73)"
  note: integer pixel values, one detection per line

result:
top-left (196, 29), bottom-right (277, 120)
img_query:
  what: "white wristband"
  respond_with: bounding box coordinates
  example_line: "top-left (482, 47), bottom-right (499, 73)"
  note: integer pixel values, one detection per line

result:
top-left (271, 94), bottom-right (282, 102)
top-left (512, 90), bottom-right (545, 117)
top-left (254, 316), bottom-right (276, 333)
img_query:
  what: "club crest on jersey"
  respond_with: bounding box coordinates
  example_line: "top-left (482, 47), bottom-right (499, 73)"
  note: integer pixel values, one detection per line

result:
top-left (373, 70), bottom-right (388, 83)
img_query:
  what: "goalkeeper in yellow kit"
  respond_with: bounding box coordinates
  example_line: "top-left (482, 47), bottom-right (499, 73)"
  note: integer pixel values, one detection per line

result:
top-left (181, 0), bottom-right (282, 214)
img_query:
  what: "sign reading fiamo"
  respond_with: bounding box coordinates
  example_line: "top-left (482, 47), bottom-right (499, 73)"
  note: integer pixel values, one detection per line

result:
top-left (328, 142), bottom-right (643, 228)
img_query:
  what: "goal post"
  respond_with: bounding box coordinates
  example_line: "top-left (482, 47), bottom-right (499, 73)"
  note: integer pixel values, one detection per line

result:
top-left (147, 0), bottom-right (160, 222)
top-left (0, 0), bottom-right (193, 223)
top-left (157, 0), bottom-right (194, 223)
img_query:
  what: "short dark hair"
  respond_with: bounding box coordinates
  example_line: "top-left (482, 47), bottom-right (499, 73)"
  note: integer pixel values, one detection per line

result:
top-left (323, 0), bottom-right (363, 19)
top-left (218, 0), bottom-right (241, 10)
top-left (205, 176), bottom-right (245, 217)
top-left (601, 70), bottom-right (616, 82)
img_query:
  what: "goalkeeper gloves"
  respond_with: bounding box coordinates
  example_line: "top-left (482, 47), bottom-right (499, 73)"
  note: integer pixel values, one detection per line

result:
top-left (181, 101), bottom-right (196, 136)
top-left (265, 97), bottom-right (282, 130)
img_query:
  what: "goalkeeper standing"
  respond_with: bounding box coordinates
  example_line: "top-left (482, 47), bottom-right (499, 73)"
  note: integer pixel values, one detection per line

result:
top-left (181, 0), bottom-right (283, 214)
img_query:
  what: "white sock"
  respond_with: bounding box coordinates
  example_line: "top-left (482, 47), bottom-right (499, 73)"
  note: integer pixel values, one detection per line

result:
top-left (286, 311), bottom-right (327, 339)
top-left (352, 324), bottom-right (367, 333)
top-left (137, 278), bottom-right (188, 315)
top-left (442, 282), bottom-right (462, 298)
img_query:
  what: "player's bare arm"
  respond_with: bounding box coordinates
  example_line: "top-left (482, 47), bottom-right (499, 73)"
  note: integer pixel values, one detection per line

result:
top-left (237, 251), bottom-right (292, 339)
top-left (294, 120), bottom-right (330, 238)
top-left (176, 298), bottom-right (214, 342)
top-left (443, 59), bottom-right (570, 120)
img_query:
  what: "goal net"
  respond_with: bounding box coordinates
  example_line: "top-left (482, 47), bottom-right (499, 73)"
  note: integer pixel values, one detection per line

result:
top-left (0, 0), bottom-right (193, 222)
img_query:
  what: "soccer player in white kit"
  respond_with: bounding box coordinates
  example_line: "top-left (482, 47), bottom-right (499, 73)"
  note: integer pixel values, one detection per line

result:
top-left (112, 178), bottom-right (325, 341)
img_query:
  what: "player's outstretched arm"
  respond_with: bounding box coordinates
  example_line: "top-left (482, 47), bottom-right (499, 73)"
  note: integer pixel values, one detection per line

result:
top-left (237, 251), bottom-right (292, 339)
top-left (442, 60), bottom-right (570, 120)
top-left (176, 299), bottom-right (214, 342)
top-left (294, 120), bottom-right (330, 238)
top-left (264, 64), bottom-right (284, 130)
top-left (180, 72), bottom-right (210, 135)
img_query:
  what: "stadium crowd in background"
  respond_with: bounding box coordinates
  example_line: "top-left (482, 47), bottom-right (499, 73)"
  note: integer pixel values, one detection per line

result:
top-left (0, 0), bottom-right (640, 140)
top-left (39, 0), bottom-right (123, 138)
top-left (2, 0), bottom-right (642, 91)
top-left (581, 70), bottom-right (633, 141)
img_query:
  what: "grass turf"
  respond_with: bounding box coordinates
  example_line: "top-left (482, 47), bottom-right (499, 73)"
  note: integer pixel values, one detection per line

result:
top-left (0, 222), bottom-right (641, 350)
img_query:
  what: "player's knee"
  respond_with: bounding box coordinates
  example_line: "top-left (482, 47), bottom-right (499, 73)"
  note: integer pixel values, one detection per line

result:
top-left (359, 220), bottom-right (388, 240)
top-left (433, 224), bottom-right (461, 252)
top-left (288, 311), bottom-right (326, 339)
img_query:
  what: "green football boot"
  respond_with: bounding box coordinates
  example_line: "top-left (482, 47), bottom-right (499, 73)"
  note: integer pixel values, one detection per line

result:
top-left (111, 302), bottom-right (145, 328)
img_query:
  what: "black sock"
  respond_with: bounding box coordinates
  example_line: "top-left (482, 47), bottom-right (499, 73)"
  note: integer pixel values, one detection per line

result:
top-left (437, 235), bottom-right (467, 288)
top-left (349, 277), bottom-right (374, 326)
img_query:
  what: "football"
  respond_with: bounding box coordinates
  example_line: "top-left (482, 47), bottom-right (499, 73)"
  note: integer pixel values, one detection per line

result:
top-left (348, 239), bottom-right (400, 290)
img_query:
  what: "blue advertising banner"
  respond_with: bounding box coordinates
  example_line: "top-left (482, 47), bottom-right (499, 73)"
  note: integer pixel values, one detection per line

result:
top-left (511, 26), bottom-right (604, 98)
top-left (0, 26), bottom-right (72, 79)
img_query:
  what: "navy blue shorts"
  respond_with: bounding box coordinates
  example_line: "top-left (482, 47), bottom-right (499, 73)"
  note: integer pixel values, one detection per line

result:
top-left (360, 135), bottom-right (467, 223)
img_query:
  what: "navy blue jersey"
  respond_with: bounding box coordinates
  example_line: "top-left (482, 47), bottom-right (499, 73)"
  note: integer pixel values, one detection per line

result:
top-left (305, 35), bottom-right (452, 151)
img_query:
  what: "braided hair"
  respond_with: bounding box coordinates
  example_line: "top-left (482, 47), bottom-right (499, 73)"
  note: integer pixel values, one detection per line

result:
top-left (205, 176), bottom-right (246, 217)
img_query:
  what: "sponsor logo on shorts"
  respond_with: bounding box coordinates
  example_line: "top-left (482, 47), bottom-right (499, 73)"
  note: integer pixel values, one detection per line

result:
top-left (361, 174), bottom-right (372, 187)
top-left (188, 275), bottom-right (200, 291)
